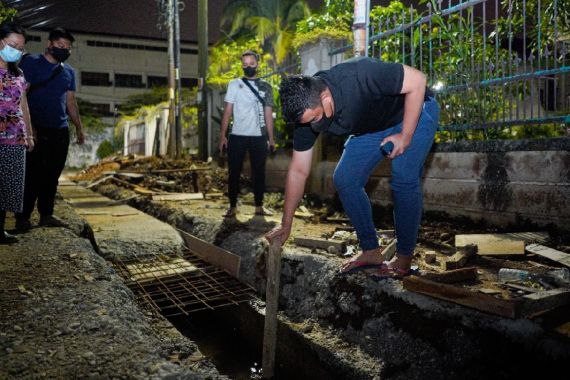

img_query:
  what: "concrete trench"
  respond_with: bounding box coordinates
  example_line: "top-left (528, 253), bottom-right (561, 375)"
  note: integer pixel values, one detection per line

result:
top-left (75, 181), bottom-right (570, 380)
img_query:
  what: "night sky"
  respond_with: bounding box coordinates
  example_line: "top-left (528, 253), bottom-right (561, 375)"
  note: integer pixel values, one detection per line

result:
top-left (4, 0), bottom-right (328, 44)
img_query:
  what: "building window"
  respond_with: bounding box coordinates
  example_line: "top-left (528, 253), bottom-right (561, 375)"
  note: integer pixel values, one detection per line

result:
top-left (86, 40), bottom-right (198, 55)
top-left (181, 78), bottom-right (198, 88)
top-left (115, 73), bottom-right (144, 88)
top-left (147, 76), bottom-right (168, 88)
top-left (27, 35), bottom-right (41, 42)
top-left (81, 71), bottom-right (111, 86)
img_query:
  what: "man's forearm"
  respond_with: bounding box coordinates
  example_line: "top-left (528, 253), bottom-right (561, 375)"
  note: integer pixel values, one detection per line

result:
top-left (281, 169), bottom-right (308, 227)
top-left (401, 88), bottom-right (425, 140)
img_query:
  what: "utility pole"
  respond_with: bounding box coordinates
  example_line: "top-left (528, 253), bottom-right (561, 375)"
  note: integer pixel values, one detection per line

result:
top-left (353, 0), bottom-right (370, 57)
top-left (173, 0), bottom-right (182, 158)
top-left (167, 0), bottom-right (176, 157)
top-left (197, 0), bottom-right (208, 161)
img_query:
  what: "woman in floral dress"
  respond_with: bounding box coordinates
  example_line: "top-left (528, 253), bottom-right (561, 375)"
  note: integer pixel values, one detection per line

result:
top-left (0, 22), bottom-right (33, 244)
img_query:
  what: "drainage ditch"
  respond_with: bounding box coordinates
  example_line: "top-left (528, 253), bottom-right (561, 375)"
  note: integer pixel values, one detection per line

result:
top-left (169, 304), bottom-right (340, 380)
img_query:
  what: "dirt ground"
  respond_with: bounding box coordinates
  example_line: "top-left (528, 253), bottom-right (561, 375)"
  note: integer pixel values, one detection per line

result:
top-left (0, 202), bottom-right (226, 380)
top-left (2, 156), bottom-right (569, 379)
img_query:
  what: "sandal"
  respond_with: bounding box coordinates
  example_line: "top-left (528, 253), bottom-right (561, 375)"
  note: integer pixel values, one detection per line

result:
top-left (369, 265), bottom-right (418, 281)
top-left (339, 260), bottom-right (386, 276)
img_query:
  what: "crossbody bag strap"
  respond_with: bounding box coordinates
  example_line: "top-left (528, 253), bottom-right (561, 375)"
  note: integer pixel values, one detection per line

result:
top-left (241, 78), bottom-right (265, 106)
top-left (28, 63), bottom-right (64, 95)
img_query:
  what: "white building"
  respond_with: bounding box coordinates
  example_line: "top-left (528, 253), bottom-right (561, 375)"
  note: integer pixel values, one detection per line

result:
top-left (25, 30), bottom-right (199, 116)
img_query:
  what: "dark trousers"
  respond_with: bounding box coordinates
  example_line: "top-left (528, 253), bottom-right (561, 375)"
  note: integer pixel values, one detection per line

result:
top-left (227, 135), bottom-right (268, 208)
top-left (17, 128), bottom-right (70, 220)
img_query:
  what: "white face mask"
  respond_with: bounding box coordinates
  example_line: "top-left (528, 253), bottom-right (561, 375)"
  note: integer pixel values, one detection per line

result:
top-left (0, 44), bottom-right (23, 63)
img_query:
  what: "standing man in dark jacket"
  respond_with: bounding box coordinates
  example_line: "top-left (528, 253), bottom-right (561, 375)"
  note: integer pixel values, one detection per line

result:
top-left (15, 28), bottom-right (84, 230)
top-left (266, 57), bottom-right (439, 278)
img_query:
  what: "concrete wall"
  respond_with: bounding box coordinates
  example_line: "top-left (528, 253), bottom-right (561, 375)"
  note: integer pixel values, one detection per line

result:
top-left (259, 138), bottom-right (570, 231)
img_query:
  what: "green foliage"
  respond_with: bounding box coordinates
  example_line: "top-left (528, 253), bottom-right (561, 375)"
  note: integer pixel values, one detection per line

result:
top-left (207, 38), bottom-right (272, 87)
top-left (96, 140), bottom-right (114, 159)
top-left (293, 0), bottom-right (352, 48)
top-left (221, 0), bottom-right (310, 63)
top-left (0, 3), bottom-right (17, 23)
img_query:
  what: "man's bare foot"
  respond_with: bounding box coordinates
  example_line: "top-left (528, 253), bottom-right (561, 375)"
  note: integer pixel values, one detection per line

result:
top-left (340, 247), bottom-right (385, 273)
top-left (384, 253), bottom-right (412, 271)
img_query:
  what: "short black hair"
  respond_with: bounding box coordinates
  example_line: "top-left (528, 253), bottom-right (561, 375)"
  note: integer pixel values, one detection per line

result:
top-left (241, 50), bottom-right (259, 62)
top-left (279, 75), bottom-right (327, 123)
top-left (48, 27), bottom-right (74, 43)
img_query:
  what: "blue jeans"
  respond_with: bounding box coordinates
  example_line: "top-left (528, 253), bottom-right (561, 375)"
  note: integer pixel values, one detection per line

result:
top-left (333, 98), bottom-right (439, 256)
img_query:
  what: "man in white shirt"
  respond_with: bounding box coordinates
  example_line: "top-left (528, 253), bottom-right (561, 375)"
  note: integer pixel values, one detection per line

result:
top-left (219, 50), bottom-right (275, 217)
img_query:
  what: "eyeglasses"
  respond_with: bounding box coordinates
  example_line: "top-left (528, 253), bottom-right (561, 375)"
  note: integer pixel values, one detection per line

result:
top-left (3, 39), bottom-right (26, 54)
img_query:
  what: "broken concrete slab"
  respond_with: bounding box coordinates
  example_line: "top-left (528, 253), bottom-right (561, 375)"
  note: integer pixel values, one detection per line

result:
top-left (455, 233), bottom-right (525, 255)
top-left (526, 244), bottom-right (570, 268)
top-left (441, 244), bottom-right (478, 270)
top-left (294, 236), bottom-right (346, 253)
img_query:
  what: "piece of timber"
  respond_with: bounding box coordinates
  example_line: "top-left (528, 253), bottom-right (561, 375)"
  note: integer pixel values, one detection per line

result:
top-left (526, 244), bottom-right (570, 268)
top-left (293, 236), bottom-right (346, 253)
top-left (455, 234), bottom-right (525, 256)
top-left (519, 289), bottom-right (570, 317)
top-left (441, 245), bottom-right (478, 270)
top-left (262, 242), bottom-right (282, 378)
top-left (421, 267), bottom-right (478, 284)
top-left (382, 239), bottom-right (397, 261)
top-left (403, 276), bottom-right (519, 318)
top-left (152, 193), bottom-right (204, 201)
top-left (177, 229), bottom-right (240, 278)
top-left (118, 167), bottom-right (209, 174)
top-left (86, 175), bottom-right (114, 189)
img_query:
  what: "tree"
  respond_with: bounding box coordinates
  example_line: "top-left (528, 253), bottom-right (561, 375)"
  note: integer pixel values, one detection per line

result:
top-left (221, 0), bottom-right (310, 64)
top-left (0, 3), bottom-right (17, 23)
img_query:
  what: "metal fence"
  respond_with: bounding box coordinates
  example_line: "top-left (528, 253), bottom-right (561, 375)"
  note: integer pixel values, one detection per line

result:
top-left (333, 0), bottom-right (570, 139)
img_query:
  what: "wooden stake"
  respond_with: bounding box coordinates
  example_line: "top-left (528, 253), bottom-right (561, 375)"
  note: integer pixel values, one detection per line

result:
top-left (262, 242), bottom-right (282, 378)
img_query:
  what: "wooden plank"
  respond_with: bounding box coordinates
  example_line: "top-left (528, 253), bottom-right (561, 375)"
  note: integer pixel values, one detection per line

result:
top-left (262, 242), bottom-right (282, 378)
top-left (177, 229), bottom-right (240, 278)
top-left (422, 267), bottom-right (478, 284)
top-left (382, 239), bottom-right (397, 261)
top-left (118, 167), bottom-right (209, 174)
top-left (86, 175), bottom-right (114, 189)
top-left (293, 236), bottom-right (346, 253)
top-left (455, 234), bottom-right (525, 256)
top-left (507, 232), bottom-right (549, 243)
top-left (441, 244), bottom-right (478, 270)
top-left (152, 193), bottom-right (204, 201)
top-left (503, 283), bottom-right (540, 294)
top-left (115, 172), bottom-right (145, 179)
top-left (526, 244), bottom-right (570, 268)
top-left (403, 276), bottom-right (519, 318)
top-left (520, 289), bottom-right (570, 317)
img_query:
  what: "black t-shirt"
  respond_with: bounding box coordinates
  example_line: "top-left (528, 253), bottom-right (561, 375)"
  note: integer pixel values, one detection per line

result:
top-left (293, 57), bottom-right (433, 151)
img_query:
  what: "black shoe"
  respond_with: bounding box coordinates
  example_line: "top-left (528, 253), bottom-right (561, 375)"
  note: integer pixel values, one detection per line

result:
top-left (14, 219), bottom-right (32, 232)
top-left (0, 231), bottom-right (18, 244)
top-left (39, 215), bottom-right (65, 228)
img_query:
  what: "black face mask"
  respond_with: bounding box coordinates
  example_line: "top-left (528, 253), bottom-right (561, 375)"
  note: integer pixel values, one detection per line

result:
top-left (310, 112), bottom-right (333, 133)
top-left (243, 66), bottom-right (257, 78)
top-left (49, 46), bottom-right (71, 62)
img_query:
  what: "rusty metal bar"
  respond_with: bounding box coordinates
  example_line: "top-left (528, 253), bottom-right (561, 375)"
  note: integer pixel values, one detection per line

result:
top-left (113, 250), bottom-right (256, 315)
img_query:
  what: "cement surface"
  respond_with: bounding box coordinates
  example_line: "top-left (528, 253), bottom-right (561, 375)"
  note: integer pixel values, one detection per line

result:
top-left (91, 181), bottom-right (570, 379)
